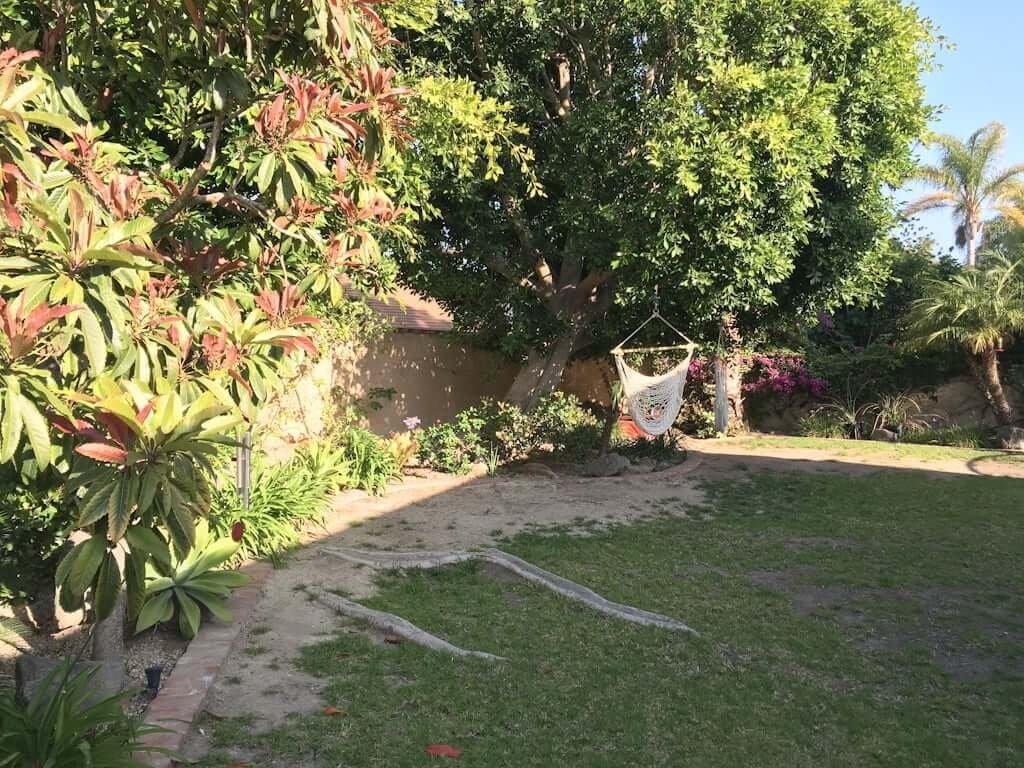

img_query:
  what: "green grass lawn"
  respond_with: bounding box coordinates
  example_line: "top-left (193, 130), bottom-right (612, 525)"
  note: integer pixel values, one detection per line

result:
top-left (199, 471), bottom-right (1024, 767)
top-left (738, 434), bottom-right (1024, 466)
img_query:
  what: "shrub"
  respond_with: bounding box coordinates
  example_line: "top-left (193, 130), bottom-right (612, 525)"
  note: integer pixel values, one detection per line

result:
top-left (805, 342), bottom-right (965, 402)
top-left (418, 421), bottom-right (483, 474)
top-left (337, 428), bottom-right (401, 495)
top-left (675, 358), bottom-right (718, 437)
top-left (744, 355), bottom-right (828, 398)
top-left (0, 659), bottom-right (169, 767)
top-left (417, 394), bottom-right (601, 473)
top-left (386, 431), bottom-right (420, 469)
top-left (798, 410), bottom-right (852, 439)
top-left (209, 442), bottom-right (346, 563)
top-left (903, 425), bottom-right (991, 449)
top-left (0, 473), bottom-right (71, 608)
top-left (529, 393), bottom-right (601, 459)
top-left (136, 521), bottom-right (249, 640)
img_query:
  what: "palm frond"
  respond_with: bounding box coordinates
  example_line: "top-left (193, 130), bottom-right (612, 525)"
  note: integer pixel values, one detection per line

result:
top-left (930, 133), bottom-right (978, 186)
top-left (983, 163), bottom-right (1024, 198)
top-left (912, 163), bottom-right (959, 191)
top-left (0, 617), bottom-right (31, 650)
top-left (903, 190), bottom-right (957, 217)
top-left (993, 203), bottom-right (1024, 229)
top-left (971, 122), bottom-right (1008, 175)
top-left (905, 253), bottom-right (1024, 354)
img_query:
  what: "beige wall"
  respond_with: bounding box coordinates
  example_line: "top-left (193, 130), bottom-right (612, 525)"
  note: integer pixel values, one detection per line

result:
top-left (260, 331), bottom-right (518, 448)
top-left (347, 332), bottom-right (519, 433)
top-left (561, 358), bottom-right (615, 406)
top-left (263, 331), bottom-right (1015, 447)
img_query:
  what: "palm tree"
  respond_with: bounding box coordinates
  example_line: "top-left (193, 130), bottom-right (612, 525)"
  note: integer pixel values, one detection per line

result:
top-left (908, 254), bottom-right (1024, 426)
top-left (905, 123), bottom-right (1024, 267)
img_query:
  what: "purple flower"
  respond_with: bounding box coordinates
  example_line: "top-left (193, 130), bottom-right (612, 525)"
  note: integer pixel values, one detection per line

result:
top-left (403, 416), bottom-right (422, 430)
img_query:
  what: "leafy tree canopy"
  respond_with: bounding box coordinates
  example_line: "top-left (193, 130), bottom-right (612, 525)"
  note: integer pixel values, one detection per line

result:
top-left (0, 0), bottom-right (522, 619)
top-left (397, 0), bottom-right (936, 406)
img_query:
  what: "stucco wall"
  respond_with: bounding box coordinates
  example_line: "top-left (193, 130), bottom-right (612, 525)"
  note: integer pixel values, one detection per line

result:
top-left (560, 358), bottom-right (615, 406)
top-left (262, 333), bottom-right (1018, 448)
top-left (346, 332), bottom-right (519, 433)
top-left (260, 331), bottom-right (518, 448)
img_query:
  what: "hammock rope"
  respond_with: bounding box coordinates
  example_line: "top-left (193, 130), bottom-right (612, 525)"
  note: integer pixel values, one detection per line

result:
top-left (612, 310), bottom-right (697, 437)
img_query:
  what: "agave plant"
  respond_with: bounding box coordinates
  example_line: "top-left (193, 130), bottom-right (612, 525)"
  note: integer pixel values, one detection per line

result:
top-left (135, 519), bottom-right (249, 640)
top-left (862, 392), bottom-right (938, 439)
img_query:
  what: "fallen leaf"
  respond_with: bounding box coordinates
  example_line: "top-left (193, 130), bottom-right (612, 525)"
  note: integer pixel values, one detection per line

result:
top-left (334, 652), bottom-right (352, 660)
top-left (384, 634), bottom-right (402, 645)
top-left (425, 744), bottom-right (462, 759)
top-left (323, 706), bottom-right (347, 716)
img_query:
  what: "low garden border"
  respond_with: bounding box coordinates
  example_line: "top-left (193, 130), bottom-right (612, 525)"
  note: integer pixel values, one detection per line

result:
top-left (139, 561), bottom-right (273, 767)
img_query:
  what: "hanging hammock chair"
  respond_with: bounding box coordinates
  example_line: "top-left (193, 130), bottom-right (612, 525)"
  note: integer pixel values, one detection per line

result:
top-left (611, 311), bottom-right (697, 437)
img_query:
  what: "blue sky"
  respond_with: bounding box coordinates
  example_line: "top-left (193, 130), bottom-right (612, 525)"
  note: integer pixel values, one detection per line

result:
top-left (899, 0), bottom-right (1024, 256)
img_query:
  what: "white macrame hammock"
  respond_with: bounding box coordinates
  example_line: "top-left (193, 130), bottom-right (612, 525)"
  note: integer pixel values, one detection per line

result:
top-left (612, 312), bottom-right (697, 437)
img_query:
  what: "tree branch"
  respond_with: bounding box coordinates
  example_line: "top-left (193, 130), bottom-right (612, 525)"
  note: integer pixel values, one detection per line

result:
top-left (498, 191), bottom-right (555, 296)
top-left (560, 235), bottom-right (582, 288)
top-left (483, 251), bottom-right (545, 298)
top-left (156, 112), bottom-right (225, 225)
top-left (574, 270), bottom-right (612, 311)
top-left (191, 191), bottom-right (304, 242)
top-left (192, 191), bottom-right (268, 217)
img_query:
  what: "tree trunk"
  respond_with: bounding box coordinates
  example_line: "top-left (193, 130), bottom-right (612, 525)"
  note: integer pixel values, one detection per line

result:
top-left (714, 354), bottom-right (745, 433)
top-left (505, 324), bottom-right (581, 409)
top-left (714, 358), bottom-right (729, 435)
top-left (91, 544), bottom-right (127, 665)
top-left (965, 220), bottom-right (978, 268)
top-left (91, 590), bottom-right (126, 662)
top-left (725, 355), bottom-right (745, 426)
top-left (971, 348), bottom-right (1015, 426)
top-left (713, 316), bottom-right (745, 433)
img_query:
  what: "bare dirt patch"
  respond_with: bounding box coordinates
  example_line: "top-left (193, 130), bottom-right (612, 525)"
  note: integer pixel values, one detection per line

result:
top-left (784, 537), bottom-right (857, 550)
top-left (183, 463), bottom-right (708, 755)
top-left (749, 568), bottom-right (1024, 681)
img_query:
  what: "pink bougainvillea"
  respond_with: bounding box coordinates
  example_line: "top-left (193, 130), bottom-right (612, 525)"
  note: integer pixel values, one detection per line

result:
top-left (685, 354), bottom-right (827, 398)
top-left (742, 354), bottom-right (828, 398)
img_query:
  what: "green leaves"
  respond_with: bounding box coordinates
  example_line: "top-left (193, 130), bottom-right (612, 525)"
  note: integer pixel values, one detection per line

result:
top-left (0, 657), bottom-right (173, 766)
top-left (79, 307), bottom-right (107, 376)
top-left (136, 520), bottom-right (249, 640)
top-left (402, 0), bottom-right (934, 364)
top-left (54, 535), bottom-right (110, 616)
top-left (0, 0), bottom-right (419, 648)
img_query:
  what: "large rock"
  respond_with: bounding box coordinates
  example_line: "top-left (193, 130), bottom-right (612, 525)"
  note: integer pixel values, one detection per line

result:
top-left (625, 459), bottom-right (657, 475)
top-left (582, 453), bottom-right (630, 478)
top-left (870, 428), bottom-right (898, 443)
top-left (14, 655), bottom-right (124, 707)
top-left (513, 461), bottom-right (558, 478)
top-left (996, 426), bottom-right (1024, 451)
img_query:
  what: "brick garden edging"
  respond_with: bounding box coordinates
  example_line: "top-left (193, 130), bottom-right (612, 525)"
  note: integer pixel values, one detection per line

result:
top-left (140, 561), bottom-right (272, 767)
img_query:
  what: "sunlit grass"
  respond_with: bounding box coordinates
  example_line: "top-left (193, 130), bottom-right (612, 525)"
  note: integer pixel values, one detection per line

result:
top-left (198, 471), bottom-right (1024, 767)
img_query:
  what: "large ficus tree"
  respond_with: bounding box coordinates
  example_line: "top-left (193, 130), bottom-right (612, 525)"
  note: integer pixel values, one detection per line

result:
top-left (399, 0), bottom-right (935, 408)
top-left (0, 1), bottom-right (459, 627)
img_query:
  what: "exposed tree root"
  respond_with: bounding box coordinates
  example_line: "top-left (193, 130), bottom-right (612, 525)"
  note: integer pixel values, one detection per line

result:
top-left (306, 586), bottom-right (507, 661)
top-left (321, 546), bottom-right (699, 636)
